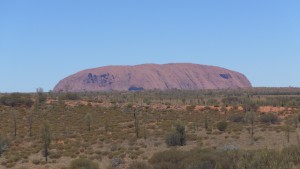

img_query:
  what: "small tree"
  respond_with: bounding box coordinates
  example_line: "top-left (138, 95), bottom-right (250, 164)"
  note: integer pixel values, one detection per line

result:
top-left (194, 116), bottom-right (200, 131)
top-left (245, 111), bottom-right (255, 140)
top-left (122, 105), bottom-right (140, 138)
top-left (85, 113), bottom-right (92, 132)
top-left (294, 114), bottom-right (299, 128)
top-left (41, 121), bottom-right (51, 162)
top-left (176, 124), bottom-right (186, 146)
top-left (36, 87), bottom-right (46, 109)
top-left (12, 111), bottom-right (17, 137)
top-left (143, 124), bottom-right (147, 140)
top-left (285, 125), bottom-right (291, 144)
top-left (143, 110), bottom-right (149, 140)
top-left (133, 108), bottom-right (139, 138)
top-left (204, 116), bottom-right (209, 131)
top-left (102, 112), bottom-right (110, 133)
top-left (28, 112), bottom-right (33, 137)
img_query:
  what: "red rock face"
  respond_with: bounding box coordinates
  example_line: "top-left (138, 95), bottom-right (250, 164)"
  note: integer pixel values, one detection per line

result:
top-left (53, 63), bottom-right (252, 92)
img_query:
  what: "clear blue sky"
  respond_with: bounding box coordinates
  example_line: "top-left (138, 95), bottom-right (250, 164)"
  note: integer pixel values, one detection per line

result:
top-left (1, 0), bottom-right (300, 92)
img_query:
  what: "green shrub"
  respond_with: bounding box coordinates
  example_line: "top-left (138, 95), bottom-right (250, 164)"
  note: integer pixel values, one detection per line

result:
top-left (165, 124), bottom-right (186, 147)
top-left (0, 93), bottom-right (33, 107)
top-left (68, 158), bottom-right (99, 169)
top-left (216, 121), bottom-right (228, 132)
top-left (260, 113), bottom-right (279, 124)
top-left (165, 132), bottom-right (181, 147)
top-left (228, 114), bottom-right (244, 123)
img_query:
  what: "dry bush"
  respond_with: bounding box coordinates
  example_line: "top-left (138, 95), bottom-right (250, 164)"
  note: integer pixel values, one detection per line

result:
top-left (127, 161), bottom-right (151, 169)
top-left (260, 113), bottom-right (279, 124)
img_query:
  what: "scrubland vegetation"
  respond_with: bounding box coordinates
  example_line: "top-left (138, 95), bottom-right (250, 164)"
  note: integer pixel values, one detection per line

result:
top-left (1, 88), bottom-right (300, 168)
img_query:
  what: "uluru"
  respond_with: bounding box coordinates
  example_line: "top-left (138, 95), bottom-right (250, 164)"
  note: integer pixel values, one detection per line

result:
top-left (53, 63), bottom-right (252, 92)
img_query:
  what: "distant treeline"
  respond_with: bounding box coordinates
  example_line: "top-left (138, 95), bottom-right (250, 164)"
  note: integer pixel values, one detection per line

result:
top-left (1, 87), bottom-right (300, 108)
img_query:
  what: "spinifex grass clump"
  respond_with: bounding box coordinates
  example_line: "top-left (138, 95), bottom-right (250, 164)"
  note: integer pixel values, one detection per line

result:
top-left (0, 134), bottom-right (9, 157)
top-left (68, 158), bottom-right (99, 169)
